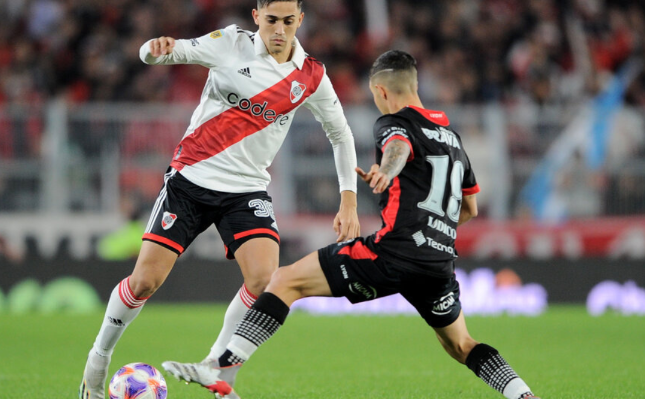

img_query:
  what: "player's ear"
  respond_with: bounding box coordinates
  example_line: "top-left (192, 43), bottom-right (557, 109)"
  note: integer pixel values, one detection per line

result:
top-left (376, 85), bottom-right (388, 101)
top-left (298, 12), bottom-right (304, 28)
top-left (252, 9), bottom-right (260, 25)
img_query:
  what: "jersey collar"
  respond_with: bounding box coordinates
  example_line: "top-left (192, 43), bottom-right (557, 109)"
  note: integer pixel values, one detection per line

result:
top-left (407, 105), bottom-right (450, 126)
top-left (254, 32), bottom-right (306, 69)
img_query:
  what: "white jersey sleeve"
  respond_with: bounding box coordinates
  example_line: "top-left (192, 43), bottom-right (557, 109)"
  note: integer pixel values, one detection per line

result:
top-left (138, 26), bottom-right (353, 195)
top-left (139, 25), bottom-right (238, 68)
top-left (304, 73), bottom-right (358, 193)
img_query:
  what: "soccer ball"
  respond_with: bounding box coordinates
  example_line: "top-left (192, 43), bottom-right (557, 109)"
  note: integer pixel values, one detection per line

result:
top-left (108, 362), bottom-right (167, 399)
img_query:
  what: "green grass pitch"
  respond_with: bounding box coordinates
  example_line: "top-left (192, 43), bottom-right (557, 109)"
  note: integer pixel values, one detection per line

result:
top-left (0, 304), bottom-right (643, 398)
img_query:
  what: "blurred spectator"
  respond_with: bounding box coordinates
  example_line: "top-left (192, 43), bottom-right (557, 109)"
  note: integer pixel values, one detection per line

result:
top-left (0, 0), bottom-right (642, 108)
top-left (605, 173), bottom-right (645, 216)
top-left (556, 150), bottom-right (606, 219)
top-left (0, 0), bottom-right (644, 218)
top-left (0, 234), bottom-right (23, 263)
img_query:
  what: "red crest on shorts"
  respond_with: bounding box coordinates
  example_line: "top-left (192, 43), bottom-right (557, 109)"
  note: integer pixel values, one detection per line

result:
top-left (161, 212), bottom-right (177, 230)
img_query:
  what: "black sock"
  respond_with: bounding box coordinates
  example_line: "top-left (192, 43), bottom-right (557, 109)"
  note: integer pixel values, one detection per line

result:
top-left (219, 292), bottom-right (290, 367)
top-left (466, 343), bottom-right (532, 397)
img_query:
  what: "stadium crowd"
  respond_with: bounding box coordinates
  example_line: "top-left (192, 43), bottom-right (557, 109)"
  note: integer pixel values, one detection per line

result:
top-left (0, 0), bottom-right (644, 218)
top-left (1, 0), bottom-right (644, 107)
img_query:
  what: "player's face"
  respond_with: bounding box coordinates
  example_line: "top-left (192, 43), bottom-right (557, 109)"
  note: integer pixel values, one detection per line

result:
top-left (253, 2), bottom-right (304, 62)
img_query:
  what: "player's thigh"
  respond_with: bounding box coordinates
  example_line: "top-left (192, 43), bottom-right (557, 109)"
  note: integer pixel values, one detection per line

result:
top-left (317, 238), bottom-right (400, 304)
top-left (234, 237), bottom-right (279, 295)
top-left (402, 273), bottom-right (462, 328)
top-left (267, 251), bottom-right (332, 306)
top-left (143, 169), bottom-right (216, 255)
top-left (129, 240), bottom-right (178, 296)
top-left (216, 191), bottom-right (280, 260)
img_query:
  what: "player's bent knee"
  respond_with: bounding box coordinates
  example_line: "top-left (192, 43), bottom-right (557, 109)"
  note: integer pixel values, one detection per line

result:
top-left (265, 266), bottom-right (307, 306)
top-left (244, 275), bottom-right (272, 296)
top-left (267, 265), bottom-right (302, 292)
top-left (268, 266), bottom-right (291, 286)
top-left (130, 264), bottom-right (169, 297)
top-left (128, 275), bottom-right (164, 298)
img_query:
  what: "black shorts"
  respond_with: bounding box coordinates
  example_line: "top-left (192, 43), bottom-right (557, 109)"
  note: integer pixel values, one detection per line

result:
top-left (318, 237), bottom-right (461, 328)
top-left (143, 169), bottom-right (280, 259)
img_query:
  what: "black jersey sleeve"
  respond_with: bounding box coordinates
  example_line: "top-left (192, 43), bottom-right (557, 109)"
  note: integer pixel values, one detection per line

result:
top-left (373, 114), bottom-right (415, 161)
top-left (461, 146), bottom-right (480, 196)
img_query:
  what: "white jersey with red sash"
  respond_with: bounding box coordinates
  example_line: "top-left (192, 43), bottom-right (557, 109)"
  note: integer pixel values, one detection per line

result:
top-left (140, 24), bottom-right (356, 193)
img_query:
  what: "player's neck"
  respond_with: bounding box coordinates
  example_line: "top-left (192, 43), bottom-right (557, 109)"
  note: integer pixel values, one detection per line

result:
top-left (270, 43), bottom-right (295, 64)
top-left (388, 95), bottom-right (423, 114)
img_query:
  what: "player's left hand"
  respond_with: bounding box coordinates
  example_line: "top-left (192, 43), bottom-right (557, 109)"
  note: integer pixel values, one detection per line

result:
top-left (334, 191), bottom-right (360, 242)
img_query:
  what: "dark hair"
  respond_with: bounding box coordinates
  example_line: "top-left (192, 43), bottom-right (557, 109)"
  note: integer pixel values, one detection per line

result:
top-left (257, 0), bottom-right (303, 9)
top-left (369, 50), bottom-right (417, 78)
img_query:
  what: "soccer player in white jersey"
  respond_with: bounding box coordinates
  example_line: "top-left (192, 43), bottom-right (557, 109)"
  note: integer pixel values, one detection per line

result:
top-left (78, 1), bottom-right (360, 398)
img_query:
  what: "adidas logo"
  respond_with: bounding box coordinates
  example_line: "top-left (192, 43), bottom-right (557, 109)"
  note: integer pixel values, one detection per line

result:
top-left (237, 67), bottom-right (252, 78)
top-left (108, 316), bottom-right (125, 327)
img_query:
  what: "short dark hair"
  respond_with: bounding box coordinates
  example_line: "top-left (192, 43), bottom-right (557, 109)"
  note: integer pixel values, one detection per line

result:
top-left (257, 0), bottom-right (303, 9)
top-left (369, 50), bottom-right (417, 78)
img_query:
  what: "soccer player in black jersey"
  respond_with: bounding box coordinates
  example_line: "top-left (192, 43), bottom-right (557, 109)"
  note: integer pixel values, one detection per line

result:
top-left (184, 50), bottom-right (540, 399)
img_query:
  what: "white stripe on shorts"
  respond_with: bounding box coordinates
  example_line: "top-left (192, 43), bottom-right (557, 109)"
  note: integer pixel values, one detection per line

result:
top-left (145, 168), bottom-right (177, 233)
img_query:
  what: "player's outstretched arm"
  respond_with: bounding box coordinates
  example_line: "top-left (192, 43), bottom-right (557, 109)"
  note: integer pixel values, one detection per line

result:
top-left (140, 36), bottom-right (185, 65)
top-left (333, 190), bottom-right (360, 242)
top-left (304, 75), bottom-right (361, 242)
top-left (149, 36), bottom-right (176, 57)
top-left (356, 139), bottom-right (410, 194)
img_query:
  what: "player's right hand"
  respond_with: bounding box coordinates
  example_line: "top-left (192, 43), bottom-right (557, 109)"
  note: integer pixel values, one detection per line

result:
top-left (150, 36), bottom-right (176, 57)
top-left (356, 165), bottom-right (390, 194)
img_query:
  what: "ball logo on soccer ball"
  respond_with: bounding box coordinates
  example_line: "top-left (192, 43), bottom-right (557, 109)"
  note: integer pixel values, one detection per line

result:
top-left (109, 362), bottom-right (167, 399)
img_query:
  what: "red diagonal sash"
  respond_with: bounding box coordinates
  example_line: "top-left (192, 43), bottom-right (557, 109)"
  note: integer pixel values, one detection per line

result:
top-left (171, 58), bottom-right (324, 169)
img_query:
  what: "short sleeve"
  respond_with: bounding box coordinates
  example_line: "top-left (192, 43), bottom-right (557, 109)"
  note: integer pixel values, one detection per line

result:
top-left (373, 115), bottom-right (415, 161)
top-left (461, 152), bottom-right (480, 196)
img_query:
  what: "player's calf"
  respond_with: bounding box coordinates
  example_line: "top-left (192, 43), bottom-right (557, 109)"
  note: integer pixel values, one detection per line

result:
top-left (465, 343), bottom-right (538, 399)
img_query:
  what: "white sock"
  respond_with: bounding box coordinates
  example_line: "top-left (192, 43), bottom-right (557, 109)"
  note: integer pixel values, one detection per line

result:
top-left (503, 378), bottom-right (533, 399)
top-left (206, 284), bottom-right (257, 361)
top-left (92, 276), bottom-right (148, 357)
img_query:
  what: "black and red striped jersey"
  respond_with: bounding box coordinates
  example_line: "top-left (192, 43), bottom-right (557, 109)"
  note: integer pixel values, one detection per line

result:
top-left (365, 105), bottom-right (480, 276)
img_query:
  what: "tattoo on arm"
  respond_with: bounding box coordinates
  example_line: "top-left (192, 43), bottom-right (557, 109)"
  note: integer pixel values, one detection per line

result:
top-left (380, 140), bottom-right (410, 179)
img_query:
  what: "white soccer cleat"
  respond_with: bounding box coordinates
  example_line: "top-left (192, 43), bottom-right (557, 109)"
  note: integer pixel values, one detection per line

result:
top-left (79, 351), bottom-right (111, 399)
top-left (215, 390), bottom-right (242, 399)
top-left (161, 359), bottom-right (241, 398)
